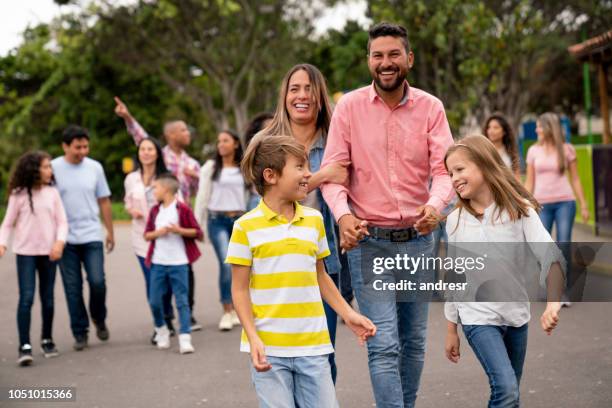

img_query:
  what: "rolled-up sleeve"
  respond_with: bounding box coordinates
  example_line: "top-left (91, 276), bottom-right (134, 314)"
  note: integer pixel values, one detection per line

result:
top-left (425, 100), bottom-right (455, 212)
top-left (321, 99), bottom-right (352, 221)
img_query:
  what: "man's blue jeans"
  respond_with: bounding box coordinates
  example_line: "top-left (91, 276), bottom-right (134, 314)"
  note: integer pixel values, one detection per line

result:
top-left (59, 241), bottom-right (106, 337)
top-left (149, 264), bottom-right (191, 334)
top-left (462, 324), bottom-right (528, 408)
top-left (347, 233), bottom-right (434, 408)
top-left (250, 355), bottom-right (338, 408)
top-left (16, 255), bottom-right (57, 345)
top-left (207, 212), bottom-right (240, 304)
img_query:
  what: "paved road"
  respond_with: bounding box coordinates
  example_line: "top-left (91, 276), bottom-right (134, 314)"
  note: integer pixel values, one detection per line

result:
top-left (1, 224), bottom-right (611, 407)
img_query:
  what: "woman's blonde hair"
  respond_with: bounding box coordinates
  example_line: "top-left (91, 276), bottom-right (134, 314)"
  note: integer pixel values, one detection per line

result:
top-left (445, 135), bottom-right (540, 225)
top-left (259, 63), bottom-right (334, 138)
top-left (537, 112), bottom-right (566, 174)
top-left (241, 134), bottom-right (308, 196)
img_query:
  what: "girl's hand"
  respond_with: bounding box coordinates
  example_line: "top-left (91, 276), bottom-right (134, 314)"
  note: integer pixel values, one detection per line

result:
top-left (344, 310), bottom-right (376, 346)
top-left (541, 302), bottom-right (561, 335)
top-left (249, 337), bottom-right (271, 372)
top-left (581, 206), bottom-right (589, 223)
top-left (49, 241), bottom-right (65, 261)
top-left (445, 332), bottom-right (461, 363)
top-left (324, 161), bottom-right (350, 185)
top-left (0, 245), bottom-right (6, 258)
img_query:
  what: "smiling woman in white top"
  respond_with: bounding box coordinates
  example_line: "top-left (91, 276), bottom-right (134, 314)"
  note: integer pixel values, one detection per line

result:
top-left (194, 130), bottom-right (248, 331)
top-left (442, 135), bottom-right (565, 408)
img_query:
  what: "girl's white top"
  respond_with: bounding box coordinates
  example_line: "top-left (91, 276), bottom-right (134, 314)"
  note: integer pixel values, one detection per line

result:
top-left (444, 203), bottom-right (564, 327)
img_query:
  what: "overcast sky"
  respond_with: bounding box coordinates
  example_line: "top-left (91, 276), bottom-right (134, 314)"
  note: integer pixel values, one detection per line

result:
top-left (0, 0), bottom-right (370, 56)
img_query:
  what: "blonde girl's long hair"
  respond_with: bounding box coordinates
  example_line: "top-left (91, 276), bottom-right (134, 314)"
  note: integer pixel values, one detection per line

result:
top-left (537, 112), bottom-right (566, 174)
top-left (258, 63), bottom-right (334, 138)
top-left (445, 135), bottom-right (540, 226)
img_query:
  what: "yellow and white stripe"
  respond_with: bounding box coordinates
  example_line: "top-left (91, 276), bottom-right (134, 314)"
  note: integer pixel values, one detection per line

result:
top-left (225, 200), bottom-right (333, 357)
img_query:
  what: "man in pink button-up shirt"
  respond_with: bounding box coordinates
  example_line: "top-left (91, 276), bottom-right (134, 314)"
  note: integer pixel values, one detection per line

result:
top-left (321, 23), bottom-right (454, 408)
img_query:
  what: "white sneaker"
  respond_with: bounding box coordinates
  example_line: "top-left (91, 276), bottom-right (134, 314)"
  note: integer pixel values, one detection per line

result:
top-left (179, 334), bottom-right (194, 354)
top-left (230, 310), bottom-right (241, 326)
top-left (218, 313), bottom-right (234, 331)
top-left (155, 326), bottom-right (170, 349)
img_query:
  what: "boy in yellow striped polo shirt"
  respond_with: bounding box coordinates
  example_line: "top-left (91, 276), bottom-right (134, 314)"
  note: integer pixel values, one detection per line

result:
top-left (226, 135), bottom-right (376, 407)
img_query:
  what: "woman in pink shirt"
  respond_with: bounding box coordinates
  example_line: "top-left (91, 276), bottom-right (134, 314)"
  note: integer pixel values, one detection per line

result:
top-left (525, 112), bottom-right (589, 242)
top-left (0, 151), bottom-right (68, 366)
top-left (124, 137), bottom-right (175, 343)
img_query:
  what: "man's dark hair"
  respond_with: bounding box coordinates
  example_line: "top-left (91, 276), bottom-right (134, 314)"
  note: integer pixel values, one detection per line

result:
top-left (367, 22), bottom-right (411, 54)
top-left (62, 125), bottom-right (89, 145)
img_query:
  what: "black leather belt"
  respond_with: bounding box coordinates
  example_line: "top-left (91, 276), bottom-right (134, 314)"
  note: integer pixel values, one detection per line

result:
top-left (368, 226), bottom-right (417, 242)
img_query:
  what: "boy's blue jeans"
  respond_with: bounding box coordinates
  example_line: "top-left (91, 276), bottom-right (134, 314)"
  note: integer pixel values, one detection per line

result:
top-left (462, 324), bottom-right (528, 408)
top-left (149, 264), bottom-right (191, 334)
top-left (136, 256), bottom-right (174, 321)
top-left (347, 233), bottom-right (433, 408)
top-left (250, 354), bottom-right (338, 408)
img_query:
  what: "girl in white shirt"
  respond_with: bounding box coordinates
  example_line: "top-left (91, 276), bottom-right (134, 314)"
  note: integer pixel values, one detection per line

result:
top-left (194, 130), bottom-right (248, 331)
top-left (443, 135), bottom-right (565, 408)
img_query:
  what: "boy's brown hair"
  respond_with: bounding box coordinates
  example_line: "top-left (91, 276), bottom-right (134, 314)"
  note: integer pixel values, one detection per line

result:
top-left (445, 134), bottom-right (540, 225)
top-left (155, 172), bottom-right (180, 195)
top-left (241, 134), bottom-right (308, 196)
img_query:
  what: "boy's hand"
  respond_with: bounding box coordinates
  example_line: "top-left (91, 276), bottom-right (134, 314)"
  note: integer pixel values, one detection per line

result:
top-left (541, 302), bottom-right (561, 335)
top-left (49, 241), bottom-right (65, 261)
top-left (0, 245), bottom-right (6, 258)
top-left (338, 214), bottom-right (369, 252)
top-left (344, 310), bottom-right (376, 346)
top-left (445, 332), bottom-right (461, 363)
top-left (156, 226), bottom-right (170, 237)
top-left (167, 224), bottom-right (182, 234)
top-left (250, 337), bottom-right (271, 372)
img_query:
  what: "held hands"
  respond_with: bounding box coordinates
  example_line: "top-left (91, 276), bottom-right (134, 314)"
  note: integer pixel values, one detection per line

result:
top-left (541, 302), bottom-right (561, 335)
top-left (343, 310), bottom-right (376, 346)
top-left (414, 205), bottom-right (441, 235)
top-left (338, 214), bottom-right (369, 252)
top-left (249, 336), bottom-right (272, 372)
top-left (445, 332), bottom-right (461, 363)
top-left (114, 96), bottom-right (132, 121)
top-left (49, 241), bottom-right (65, 261)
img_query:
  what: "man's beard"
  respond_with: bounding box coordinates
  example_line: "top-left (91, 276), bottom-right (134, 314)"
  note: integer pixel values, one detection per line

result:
top-left (373, 68), bottom-right (406, 92)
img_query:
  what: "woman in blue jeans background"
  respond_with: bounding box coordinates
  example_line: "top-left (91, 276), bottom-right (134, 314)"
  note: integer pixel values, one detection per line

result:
top-left (257, 63), bottom-right (349, 383)
top-left (525, 113), bottom-right (589, 303)
top-left (195, 130), bottom-right (248, 331)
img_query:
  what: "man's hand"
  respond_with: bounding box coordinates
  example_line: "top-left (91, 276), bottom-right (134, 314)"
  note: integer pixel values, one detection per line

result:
top-left (114, 96), bottom-right (132, 121)
top-left (105, 234), bottom-right (115, 253)
top-left (541, 301), bottom-right (561, 335)
top-left (49, 241), bottom-right (65, 261)
top-left (414, 205), bottom-right (441, 235)
top-left (249, 336), bottom-right (272, 372)
top-left (338, 214), bottom-right (369, 252)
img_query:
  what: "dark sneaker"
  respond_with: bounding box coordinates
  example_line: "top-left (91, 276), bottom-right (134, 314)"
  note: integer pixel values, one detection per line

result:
top-left (41, 339), bottom-right (59, 358)
top-left (190, 317), bottom-right (202, 331)
top-left (73, 334), bottom-right (88, 351)
top-left (18, 344), bottom-right (33, 366)
top-left (94, 321), bottom-right (110, 341)
top-left (166, 318), bottom-right (176, 337)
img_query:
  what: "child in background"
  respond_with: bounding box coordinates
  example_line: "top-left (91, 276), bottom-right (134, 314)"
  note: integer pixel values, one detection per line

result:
top-left (144, 173), bottom-right (203, 354)
top-left (443, 135), bottom-right (565, 407)
top-left (0, 151), bottom-right (68, 366)
top-left (226, 134), bottom-right (376, 407)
